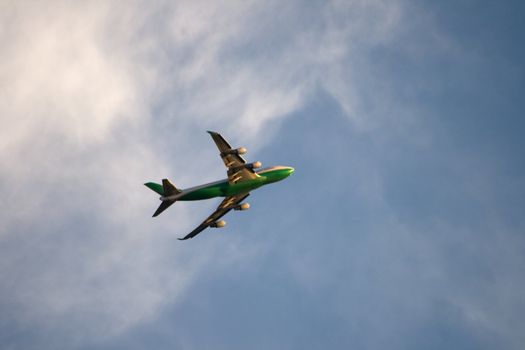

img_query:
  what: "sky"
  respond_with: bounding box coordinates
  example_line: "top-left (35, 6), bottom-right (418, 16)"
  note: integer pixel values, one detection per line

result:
top-left (1, 0), bottom-right (524, 349)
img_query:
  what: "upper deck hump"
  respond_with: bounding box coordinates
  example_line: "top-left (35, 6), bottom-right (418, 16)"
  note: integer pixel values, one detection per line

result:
top-left (256, 165), bottom-right (292, 175)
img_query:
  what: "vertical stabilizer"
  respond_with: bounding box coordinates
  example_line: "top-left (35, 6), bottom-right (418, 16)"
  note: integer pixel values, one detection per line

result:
top-left (144, 182), bottom-right (164, 195)
top-left (145, 178), bottom-right (182, 217)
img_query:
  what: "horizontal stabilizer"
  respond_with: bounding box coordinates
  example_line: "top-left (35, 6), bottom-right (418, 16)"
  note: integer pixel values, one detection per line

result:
top-left (146, 178), bottom-right (181, 217)
top-left (162, 179), bottom-right (181, 196)
top-left (153, 200), bottom-right (175, 217)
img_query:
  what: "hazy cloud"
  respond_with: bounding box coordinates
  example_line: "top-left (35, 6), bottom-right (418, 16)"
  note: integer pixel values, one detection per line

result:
top-left (4, 1), bottom-right (521, 349)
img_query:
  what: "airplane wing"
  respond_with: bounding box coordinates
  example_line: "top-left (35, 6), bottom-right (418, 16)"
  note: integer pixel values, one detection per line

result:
top-left (178, 193), bottom-right (250, 240)
top-left (207, 131), bottom-right (259, 183)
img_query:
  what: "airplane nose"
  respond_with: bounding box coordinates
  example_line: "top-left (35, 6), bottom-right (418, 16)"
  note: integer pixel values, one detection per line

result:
top-left (288, 167), bottom-right (295, 175)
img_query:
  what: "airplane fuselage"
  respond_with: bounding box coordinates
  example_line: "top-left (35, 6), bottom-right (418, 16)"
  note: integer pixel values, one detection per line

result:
top-left (160, 166), bottom-right (294, 201)
top-left (146, 130), bottom-right (294, 239)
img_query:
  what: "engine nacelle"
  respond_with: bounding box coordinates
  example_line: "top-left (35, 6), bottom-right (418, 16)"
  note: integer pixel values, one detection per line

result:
top-left (243, 161), bottom-right (262, 170)
top-left (211, 220), bottom-right (226, 228)
top-left (222, 147), bottom-right (247, 156)
top-left (228, 161), bottom-right (262, 175)
top-left (234, 202), bottom-right (250, 211)
top-left (250, 161), bottom-right (262, 169)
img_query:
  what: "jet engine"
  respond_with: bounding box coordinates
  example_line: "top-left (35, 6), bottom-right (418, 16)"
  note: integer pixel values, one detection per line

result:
top-left (249, 161), bottom-right (262, 169)
top-left (211, 220), bottom-right (227, 228)
top-left (234, 203), bottom-right (250, 211)
top-left (223, 147), bottom-right (247, 155)
top-left (228, 161), bottom-right (262, 175)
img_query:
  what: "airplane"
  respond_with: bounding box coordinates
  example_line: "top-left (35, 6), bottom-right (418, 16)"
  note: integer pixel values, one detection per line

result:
top-left (144, 131), bottom-right (294, 240)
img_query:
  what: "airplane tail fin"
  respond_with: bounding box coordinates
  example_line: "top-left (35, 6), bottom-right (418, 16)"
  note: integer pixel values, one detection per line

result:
top-left (144, 179), bottom-right (182, 196)
top-left (144, 178), bottom-right (182, 217)
top-left (144, 182), bottom-right (164, 195)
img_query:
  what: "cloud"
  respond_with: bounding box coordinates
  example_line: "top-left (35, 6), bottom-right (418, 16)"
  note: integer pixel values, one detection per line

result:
top-left (0, 0), bottom-right (440, 347)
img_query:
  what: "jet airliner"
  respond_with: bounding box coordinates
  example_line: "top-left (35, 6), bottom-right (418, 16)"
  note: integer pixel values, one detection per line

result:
top-left (145, 131), bottom-right (294, 240)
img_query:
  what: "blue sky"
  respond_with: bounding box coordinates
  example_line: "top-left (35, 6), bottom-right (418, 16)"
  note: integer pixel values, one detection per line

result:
top-left (1, 1), bottom-right (524, 349)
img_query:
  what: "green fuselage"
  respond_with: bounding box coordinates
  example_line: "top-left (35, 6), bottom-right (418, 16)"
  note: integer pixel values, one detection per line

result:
top-left (152, 166), bottom-right (294, 200)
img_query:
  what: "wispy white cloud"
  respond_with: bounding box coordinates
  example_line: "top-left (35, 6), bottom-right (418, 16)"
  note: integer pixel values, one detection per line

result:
top-left (1, 0), bottom-right (448, 347)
